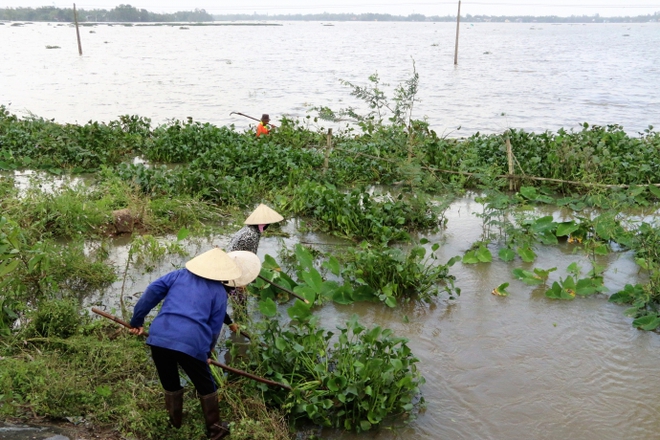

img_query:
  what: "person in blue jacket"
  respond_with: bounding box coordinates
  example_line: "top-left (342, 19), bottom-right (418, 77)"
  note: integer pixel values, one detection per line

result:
top-left (129, 248), bottom-right (260, 440)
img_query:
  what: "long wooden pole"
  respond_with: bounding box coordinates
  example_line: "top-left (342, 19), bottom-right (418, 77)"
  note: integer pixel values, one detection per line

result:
top-left (229, 111), bottom-right (278, 128)
top-left (91, 308), bottom-right (291, 391)
top-left (73, 3), bottom-right (83, 56)
top-left (506, 131), bottom-right (514, 191)
top-left (454, 1), bottom-right (461, 65)
top-left (257, 275), bottom-right (310, 304)
top-left (323, 128), bottom-right (332, 174)
top-left (208, 359), bottom-right (291, 390)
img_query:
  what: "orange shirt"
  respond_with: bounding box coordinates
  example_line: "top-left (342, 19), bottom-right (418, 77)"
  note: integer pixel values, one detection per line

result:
top-left (256, 122), bottom-right (270, 137)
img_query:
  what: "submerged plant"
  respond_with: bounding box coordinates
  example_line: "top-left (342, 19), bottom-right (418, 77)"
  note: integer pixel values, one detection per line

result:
top-left (342, 240), bottom-right (460, 304)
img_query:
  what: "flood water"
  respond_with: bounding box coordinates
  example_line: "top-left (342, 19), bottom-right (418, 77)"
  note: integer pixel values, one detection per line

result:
top-left (87, 195), bottom-right (660, 440)
top-left (3, 18), bottom-right (660, 440)
top-left (1, 21), bottom-right (659, 136)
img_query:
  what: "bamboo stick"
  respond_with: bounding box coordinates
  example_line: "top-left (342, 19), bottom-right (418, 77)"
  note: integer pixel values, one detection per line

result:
top-left (91, 308), bottom-right (291, 390)
top-left (506, 132), bottom-right (514, 191)
top-left (73, 3), bottom-right (83, 56)
top-left (257, 275), bottom-right (310, 304)
top-left (331, 145), bottom-right (660, 189)
top-left (323, 128), bottom-right (332, 174)
top-left (454, 1), bottom-right (461, 65)
top-left (229, 111), bottom-right (278, 128)
top-left (208, 359), bottom-right (291, 390)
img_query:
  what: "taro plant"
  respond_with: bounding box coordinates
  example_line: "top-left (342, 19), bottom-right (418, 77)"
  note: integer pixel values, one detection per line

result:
top-left (252, 243), bottom-right (459, 311)
top-left (341, 240), bottom-right (461, 305)
top-left (512, 267), bottom-right (557, 286)
top-left (544, 262), bottom-right (606, 300)
top-left (609, 222), bottom-right (660, 330)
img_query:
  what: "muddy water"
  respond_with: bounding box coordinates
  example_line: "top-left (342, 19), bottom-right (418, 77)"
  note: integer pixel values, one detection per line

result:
top-left (93, 196), bottom-right (660, 440)
top-left (2, 22), bottom-right (660, 136)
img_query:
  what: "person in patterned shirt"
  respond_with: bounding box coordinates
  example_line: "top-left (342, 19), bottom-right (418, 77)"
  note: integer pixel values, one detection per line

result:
top-left (228, 204), bottom-right (284, 254)
top-left (226, 204), bottom-right (283, 306)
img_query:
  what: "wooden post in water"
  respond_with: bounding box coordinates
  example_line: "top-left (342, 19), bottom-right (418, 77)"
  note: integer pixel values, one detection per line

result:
top-left (454, 1), bottom-right (461, 65)
top-left (73, 3), bottom-right (83, 56)
top-left (323, 128), bottom-right (332, 174)
top-left (506, 131), bottom-right (514, 191)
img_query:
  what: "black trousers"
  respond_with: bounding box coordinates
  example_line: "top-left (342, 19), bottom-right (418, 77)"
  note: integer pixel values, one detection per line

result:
top-left (150, 346), bottom-right (217, 396)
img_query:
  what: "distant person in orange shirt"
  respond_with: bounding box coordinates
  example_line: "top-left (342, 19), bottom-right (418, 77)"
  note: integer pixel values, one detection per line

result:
top-left (256, 114), bottom-right (271, 137)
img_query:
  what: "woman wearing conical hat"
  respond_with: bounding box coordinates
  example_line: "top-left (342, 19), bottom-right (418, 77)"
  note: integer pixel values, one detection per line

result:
top-left (228, 204), bottom-right (284, 255)
top-left (129, 247), bottom-right (261, 440)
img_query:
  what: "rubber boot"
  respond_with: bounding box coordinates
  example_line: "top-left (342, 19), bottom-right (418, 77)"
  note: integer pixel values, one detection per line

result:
top-left (199, 391), bottom-right (230, 440)
top-left (164, 388), bottom-right (184, 429)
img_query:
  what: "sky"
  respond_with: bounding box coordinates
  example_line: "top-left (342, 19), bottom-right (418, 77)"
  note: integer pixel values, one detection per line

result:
top-left (0, 0), bottom-right (659, 17)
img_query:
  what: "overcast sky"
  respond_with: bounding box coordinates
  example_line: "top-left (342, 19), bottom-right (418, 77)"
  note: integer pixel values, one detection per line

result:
top-left (0, 0), bottom-right (659, 17)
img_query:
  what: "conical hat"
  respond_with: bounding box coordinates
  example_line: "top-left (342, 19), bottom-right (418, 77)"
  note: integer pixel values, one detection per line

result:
top-left (225, 251), bottom-right (262, 287)
top-left (244, 204), bottom-right (284, 225)
top-left (185, 248), bottom-right (242, 281)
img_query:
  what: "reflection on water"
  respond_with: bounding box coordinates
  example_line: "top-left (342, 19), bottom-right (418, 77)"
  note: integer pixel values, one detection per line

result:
top-left (87, 196), bottom-right (660, 439)
top-left (2, 22), bottom-right (659, 136)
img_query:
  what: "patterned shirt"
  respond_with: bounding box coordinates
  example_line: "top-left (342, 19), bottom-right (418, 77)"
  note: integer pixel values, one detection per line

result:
top-left (228, 225), bottom-right (261, 254)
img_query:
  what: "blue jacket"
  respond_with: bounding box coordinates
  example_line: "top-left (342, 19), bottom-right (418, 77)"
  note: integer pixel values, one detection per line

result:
top-left (130, 269), bottom-right (228, 362)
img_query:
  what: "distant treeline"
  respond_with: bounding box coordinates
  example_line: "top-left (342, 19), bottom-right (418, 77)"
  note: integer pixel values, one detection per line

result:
top-left (1, 5), bottom-right (658, 23)
top-left (0, 4), bottom-right (213, 22)
top-left (212, 11), bottom-right (660, 23)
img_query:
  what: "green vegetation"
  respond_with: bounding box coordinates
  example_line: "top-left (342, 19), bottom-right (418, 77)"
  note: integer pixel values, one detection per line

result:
top-left (1, 5), bottom-right (657, 23)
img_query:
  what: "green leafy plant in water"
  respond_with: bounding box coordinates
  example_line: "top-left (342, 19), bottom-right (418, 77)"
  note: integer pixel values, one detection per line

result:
top-left (462, 242), bottom-right (493, 264)
top-left (545, 262), bottom-right (606, 300)
top-left (512, 267), bottom-right (557, 286)
top-left (252, 243), bottom-right (459, 312)
top-left (243, 314), bottom-right (424, 432)
top-left (609, 222), bottom-right (660, 330)
top-left (491, 282), bottom-right (510, 297)
top-left (341, 240), bottom-right (461, 305)
top-left (285, 181), bottom-right (439, 244)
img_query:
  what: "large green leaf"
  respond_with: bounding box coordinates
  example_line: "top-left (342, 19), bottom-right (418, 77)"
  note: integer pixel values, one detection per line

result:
top-left (517, 246), bottom-right (536, 263)
top-left (258, 298), bottom-right (277, 317)
top-left (294, 244), bottom-right (314, 270)
top-left (633, 315), bottom-right (660, 331)
top-left (322, 256), bottom-right (341, 276)
top-left (575, 278), bottom-right (598, 296)
top-left (498, 247), bottom-right (516, 262)
top-left (648, 185), bottom-right (660, 199)
top-left (294, 286), bottom-right (317, 304)
top-left (512, 268), bottom-right (543, 285)
top-left (556, 221), bottom-right (579, 237)
top-left (475, 245), bottom-right (492, 263)
top-left (262, 254), bottom-right (281, 271)
top-left (301, 268), bottom-right (324, 294)
top-left (351, 285), bottom-right (377, 302)
top-left (287, 299), bottom-right (312, 321)
top-left (332, 286), bottom-right (354, 305)
top-left (519, 186), bottom-right (538, 200)
top-left (462, 250), bottom-right (480, 264)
